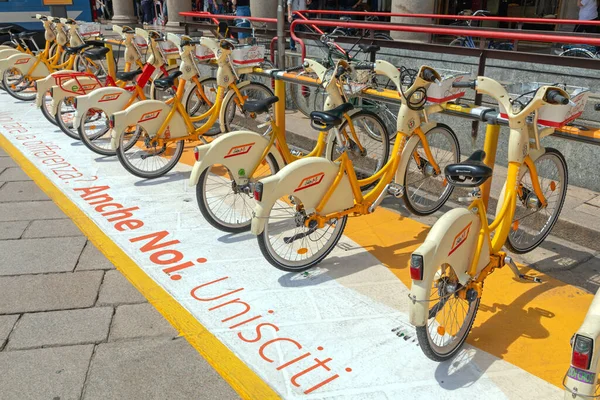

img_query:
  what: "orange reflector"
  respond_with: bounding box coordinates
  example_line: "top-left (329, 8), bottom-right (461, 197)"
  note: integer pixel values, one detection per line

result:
top-left (89, 125), bottom-right (96, 130)
top-left (297, 248), bottom-right (308, 255)
top-left (512, 221), bottom-right (519, 231)
top-left (550, 181), bottom-right (556, 191)
top-left (443, 178), bottom-right (448, 187)
top-left (437, 326), bottom-right (446, 336)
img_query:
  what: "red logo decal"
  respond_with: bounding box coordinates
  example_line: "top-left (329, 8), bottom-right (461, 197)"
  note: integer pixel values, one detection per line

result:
top-left (448, 222), bottom-right (472, 256)
top-left (294, 172), bottom-right (325, 193)
top-left (82, 84), bottom-right (98, 91)
top-left (15, 58), bottom-right (30, 65)
top-left (138, 110), bottom-right (161, 123)
top-left (224, 142), bottom-right (255, 159)
top-left (99, 93), bottom-right (122, 102)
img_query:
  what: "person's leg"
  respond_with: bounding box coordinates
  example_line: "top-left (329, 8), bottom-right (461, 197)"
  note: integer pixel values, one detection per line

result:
top-left (236, 5), bottom-right (251, 43)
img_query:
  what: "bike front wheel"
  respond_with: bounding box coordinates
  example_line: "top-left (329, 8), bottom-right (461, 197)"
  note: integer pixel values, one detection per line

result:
top-left (257, 200), bottom-right (348, 272)
top-left (55, 97), bottom-right (80, 140)
top-left (116, 127), bottom-right (185, 179)
top-left (416, 263), bottom-right (480, 361)
top-left (402, 124), bottom-right (460, 216)
top-left (40, 90), bottom-right (59, 126)
top-left (506, 147), bottom-right (568, 254)
top-left (222, 82), bottom-right (275, 133)
top-left (196, 154), bottom-right (280, 233)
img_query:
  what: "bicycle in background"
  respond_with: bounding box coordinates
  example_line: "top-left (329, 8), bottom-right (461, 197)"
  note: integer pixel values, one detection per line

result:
top-left (449, 10), bottom-right (514, 50)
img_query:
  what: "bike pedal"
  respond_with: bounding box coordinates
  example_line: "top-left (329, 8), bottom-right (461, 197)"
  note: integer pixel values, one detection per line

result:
top-left (387, 183), bottom-right (404, 198)
top-left (520, 274), bottom-right (542, 283)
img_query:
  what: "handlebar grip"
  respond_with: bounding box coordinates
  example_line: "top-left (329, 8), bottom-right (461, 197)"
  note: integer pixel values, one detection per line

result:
top-left (334, 65), bottom-right (346, 78)
top-left (546, 90), bottom-right (569, 105)
top-left (353, 62), bottom-right (374, 70)
top-left (285, 65), bottom-right (304, 73)
top-left (422, 69), bottom-right (436, 83)
top-left (453, 80), bottom-right (476, 89)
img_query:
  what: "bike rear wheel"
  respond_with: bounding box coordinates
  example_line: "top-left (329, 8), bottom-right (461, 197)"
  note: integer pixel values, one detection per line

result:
top-left (3, 67), bottom-right (36, 101)
top-left (40, 90), bottom-right (58, 126)
top-left (55, 97), bottom-right (80, 140)
top-left (403, 124), bottom-right (460, 216)
top-left (196, 154), bottom-right (279, 233)
top-left (416, 263), bottom-right (480, 361)
top-left (506, 148), bottom-right (568, 254)
top-left (559, 48), bottom-right (596, 58)
top-left (257, 201), bottom-right (348, 272)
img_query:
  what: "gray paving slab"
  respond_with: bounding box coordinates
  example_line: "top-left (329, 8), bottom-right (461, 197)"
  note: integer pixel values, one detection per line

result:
top-left (0, 148), bottom-right (8, 157)
top-left (109, 303), bottom-right (178, 341)
top-left (0, 344), bottom-right (94, 400)
top-left (0, 180), bottom-right (48, 202)
top-left (0, 200), bottom-right (66, 221)
top-left (0, 157), bottom-right (17, 169)
top-left (0, 314), bottom-right (19, 349)
top-left (0, 220), bottom-right (29, 240)
top-left (0, 271), bottom-right (103, 314)
top-left (76, 241), bottom-right (116, 271)
top-left (83, 338), bottom-right (239, 400)
top-left (588, 195), bottom-right (600, 208)
top-left (7, 307), bottom-right (113, 350)
top-left (0, 236), bottom-right (86, 275)
top-left (97, 270), bottom-right (147, 306)
top-left (22, 218), bottom-right (84, 238)
top-left (0, 167), bottom-right (31, 182)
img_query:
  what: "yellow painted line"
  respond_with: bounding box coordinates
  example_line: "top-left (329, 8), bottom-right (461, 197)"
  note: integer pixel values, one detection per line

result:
top-left (343, 208), bottom-right (593, 389)
top-left (0, 134), bottom-right (280, 400)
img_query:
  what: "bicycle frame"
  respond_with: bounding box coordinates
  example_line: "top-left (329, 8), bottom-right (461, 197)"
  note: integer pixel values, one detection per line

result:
top-left (408, 77), bottom-right (569, 328)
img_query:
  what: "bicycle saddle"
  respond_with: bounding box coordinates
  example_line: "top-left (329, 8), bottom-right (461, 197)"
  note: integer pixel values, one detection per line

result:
top-left (153, 70), bottom-right (183, 90)
top-left (310, 103), bottom-right (354, 131)
top-left (122, 26), bottom-right (135, 34)
top-left (82, 46), bottom-right (110, 61)
top-left (242, 96), bottom-right (279, 114)
top-left (116, 69), bottom-right (143, 82)
top-left (65, 41), bottom-right (103, 54)
top-left (18, 31), bottom-right (37, 39)
top-left (359, 44), bottom-right (380, 54)
top-left (0, 26), bottom-right (16, 34)
top-left (444, 150), bottom-right (493, 188)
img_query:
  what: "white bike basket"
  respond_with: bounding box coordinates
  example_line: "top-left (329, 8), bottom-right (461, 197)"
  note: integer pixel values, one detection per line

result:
top-left (158, 39), bottom-right (180, 60)
top-left (78, 22), bottom-right (101, 38)
top-left (499, 82), bottom-right (589, 127)
top-left (231, 44), bottom-right (265, 67)
top-left (195, 45), bottom-right (215, 62)
top-left (426, 69), bottom-right (470, 103)
top-left (134, 35), bottom-right (148, 49)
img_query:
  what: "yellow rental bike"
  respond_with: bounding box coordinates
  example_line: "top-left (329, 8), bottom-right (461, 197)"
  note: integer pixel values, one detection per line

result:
top-left (250, 63), bottom-right (461, 271)
top-left (188, 58), bottom-right (389, 233)
top-left (408, 76), bottom-right (571, 361)
top-left (110, 37), bottom-right (274, 179)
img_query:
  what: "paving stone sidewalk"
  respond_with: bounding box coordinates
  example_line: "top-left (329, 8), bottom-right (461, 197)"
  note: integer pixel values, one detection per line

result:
top-left (0, 148), bottom-right (239, 400)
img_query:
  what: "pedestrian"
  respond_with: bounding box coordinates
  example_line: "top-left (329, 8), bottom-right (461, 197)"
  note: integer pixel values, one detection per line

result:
top-left (575, 0), bottom-right (599, 33)
top-left (233, 0), bottom-right (251, 44)
top-left (141, 0), bottom-right (154, 26)
top-left (288, 0), bottom-right (311, 52)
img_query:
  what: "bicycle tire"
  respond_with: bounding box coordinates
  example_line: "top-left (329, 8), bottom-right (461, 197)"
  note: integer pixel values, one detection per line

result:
top-left (196, 154), bottom-right (280, 233)
top-left (402, 123), bottom-right (460, 216)
top-left (222, 81), bottom-right (274, 133)
top-left (559, 48), bottom-right (596, 58)
top-left (374, 33), bottom-right (394, 41)
top-left (505, 147), bottom-right (568, 254)
top-left (449, 38), bottom-right (466, 47)
top-left (40, 90), bottom-right (59, 126)
top-left (3, 67), bottom-right (36, 101)
top-left (54, 98), bottom-right (80, 140)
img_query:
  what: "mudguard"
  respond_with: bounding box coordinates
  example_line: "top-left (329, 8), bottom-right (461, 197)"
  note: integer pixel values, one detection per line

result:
top-left (250, 157), bottom-right (355, 235)
top-left (188, 130), bottom-right (285, 187)
top-left (1, 52), bottom-right (49, 78)
top-left (35, 73), bottom-right (60, 108)
top-left (409, 208), bottom-right (488, 327)
top-left (73, 87), bottom-right (135, 130)
top-left (0, 45), bottom-right (16, 52)
top-left (50, 76), bottom-right (101, 115)
top-left (218, 80), bottom-right (252, 132)
top-left (0, 48), bottom-right (22, 61)
top-left (110, 100), bottom-right (187, 150)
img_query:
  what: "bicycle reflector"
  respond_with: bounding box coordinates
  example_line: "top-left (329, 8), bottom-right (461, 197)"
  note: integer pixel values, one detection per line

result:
top-left (254, 182), bottom-right (263, 202)
top-left (572, 335), bottom-right (593, 370)
top-left (108, 115), bottom-right (115, 129)
top-left (193, 147), bottom-right (199, 161)
top-left (410, 254), bottom-right (424, 280)
top-left (73, 97), bottom-right (77, 109)
top-left (49, 87), bottom-right (53, 97)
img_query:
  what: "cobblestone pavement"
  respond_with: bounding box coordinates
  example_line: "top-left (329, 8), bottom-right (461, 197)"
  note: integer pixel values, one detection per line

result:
top-left (0, 148), bottom-right (239, 400)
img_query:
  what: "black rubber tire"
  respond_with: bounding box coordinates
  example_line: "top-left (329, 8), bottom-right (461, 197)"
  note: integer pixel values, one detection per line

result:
top-left (559, 48), bottom-right (596, 58)
top-left (3, 68), bottom-right (36, 101)
top-left (40, 90), bottom-right (59, 126)
top-left (222, 81), bottom-right (275, 132)
top-left (116, 135), bottom-right (185, 179)
top-left (78, 108), bottom-right (114, 156)
top-left (196, 153), bottom-right (280, 233)
top-left (54, 98), bottom-right (80, 140)
top-left (505, 147), bottom-right (568, 254)
top-left (402, 123), bottom-right (460, 216)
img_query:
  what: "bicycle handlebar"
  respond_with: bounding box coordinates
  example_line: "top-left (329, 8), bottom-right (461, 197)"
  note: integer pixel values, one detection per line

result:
top-left (546, 90), bottom-right (570, 105)
top-left (422, 69), bottom-right (437, 83)
top-left (353, 62), bottom-right (375, 70)
top-left (286, 64), bottom-right (304, 73)
top-left (453, 80), bottom-right (476, 89)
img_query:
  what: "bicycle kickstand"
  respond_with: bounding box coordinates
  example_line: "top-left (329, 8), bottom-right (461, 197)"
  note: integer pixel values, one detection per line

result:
top-left (505, 256), bottom-right (542, 283)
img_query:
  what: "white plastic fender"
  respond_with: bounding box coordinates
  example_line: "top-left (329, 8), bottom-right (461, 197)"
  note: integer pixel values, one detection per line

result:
top-left (409, 208), bottom-right (488, 327)
top-left (110, 100), bottom-right (187, 150)
top-left (218, 80), bottom-right (252, 132)
top-left (35, 73), bottom-right (59, 108)
top-left (564, 289), bottom-right (600, 399)
top-left (0, 45), bottom-right (16, 52)
top-left (1, 52), bottom-right (50, 78)
top-left (392, 122), bottom-right (438, 185)
top-left (250, 157), bottom-right (355, 235)
top-left (73, 86), bottom-right (135, 130)
top-left (50, 76), bottom-right (102, 115)
top-left (0, 48), bottom-right (22, 60)
top-left (188, 130), bottom-right (285, 187)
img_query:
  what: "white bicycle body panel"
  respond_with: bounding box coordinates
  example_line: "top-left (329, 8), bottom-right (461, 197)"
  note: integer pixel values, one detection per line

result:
top-left (55, 23), bottom-right (68, 47)
top-left (1, 52), bottom-right (50, 78)
top-left (73, 86), bottom-right (136, 130)
top-left (188, 130), bottom-right (285, 187)
top-left (564, 289), bottom-right (600, 398)
top-left (119, 29), bottom-right (142, 65)
top-left (251, 157), bottom-right (355, 235)
top-left (34, 69), bottom-right (81, 108)
top-left (50, 76), bottom-right (102, 115)
top-left (0, 48), bottom-right (21, 60)
top-left (110, 100), bottom-right (187, 150)
top-left (408, 208), bottom-right (489, 327)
